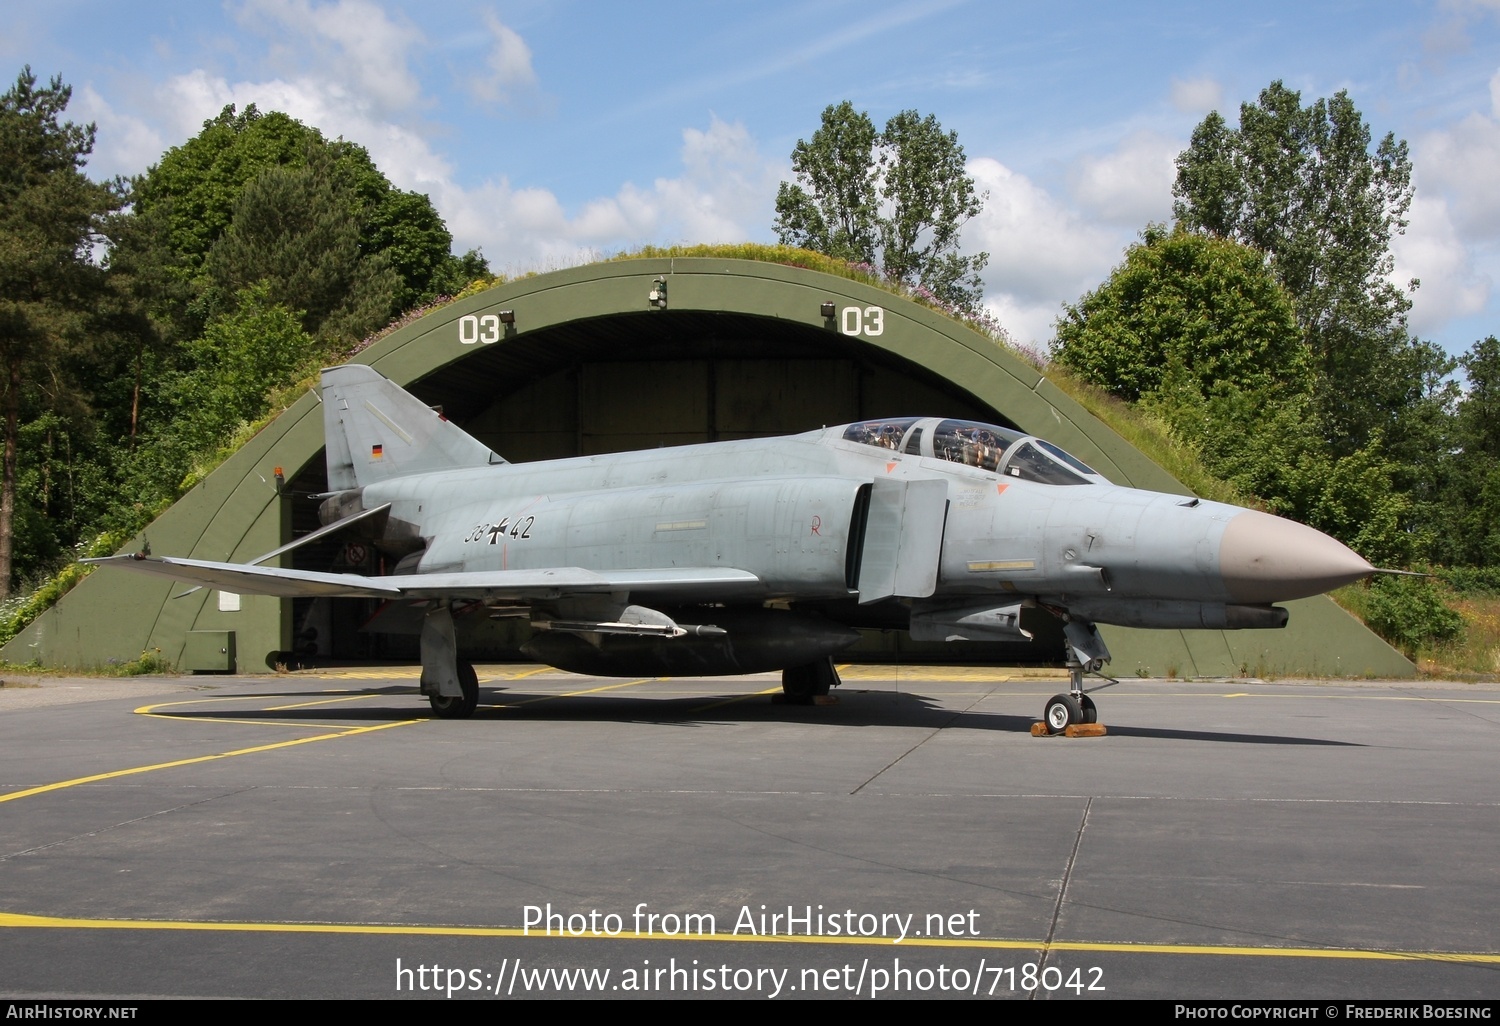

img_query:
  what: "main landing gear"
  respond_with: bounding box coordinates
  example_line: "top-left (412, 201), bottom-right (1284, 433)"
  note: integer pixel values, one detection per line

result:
top-left (781, 657), bottom-right (841, 705)
top-left (430, 660), bottom-right (479, 719)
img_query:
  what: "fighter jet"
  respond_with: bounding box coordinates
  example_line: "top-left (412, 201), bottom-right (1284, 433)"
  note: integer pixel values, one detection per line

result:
top-left (88, 364), bottom-right (1376, 731)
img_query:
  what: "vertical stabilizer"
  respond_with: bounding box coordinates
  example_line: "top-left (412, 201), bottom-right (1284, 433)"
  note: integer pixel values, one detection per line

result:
top-left (321, 364), bottom-right (503, 490)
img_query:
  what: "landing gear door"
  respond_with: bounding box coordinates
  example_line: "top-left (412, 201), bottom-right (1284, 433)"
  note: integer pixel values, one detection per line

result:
top-left (857, 478), bottom-right (948, 604)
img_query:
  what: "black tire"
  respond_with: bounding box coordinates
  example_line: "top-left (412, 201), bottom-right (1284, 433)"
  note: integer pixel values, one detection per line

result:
top-left (1079, 695), bottom-right (1098, 724)
top-left (811, 656), bottom-right (837, 697)
top-left (782, 663), bottom-right (817, 704)
top-left (429, 661), bottom-right (479, 719)
top-left (1043, 693), bottom-right (1083, 734)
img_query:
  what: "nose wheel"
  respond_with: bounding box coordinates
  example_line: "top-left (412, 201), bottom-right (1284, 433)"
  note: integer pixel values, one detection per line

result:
top-left (1038, 653), bottom-right (1106, 736)
top-left (1044, 693), bottom-right (1083, 733)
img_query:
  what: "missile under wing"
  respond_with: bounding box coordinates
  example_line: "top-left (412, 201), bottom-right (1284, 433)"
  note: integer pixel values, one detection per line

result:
top-left (88, 364), bottom-right (1376, 729)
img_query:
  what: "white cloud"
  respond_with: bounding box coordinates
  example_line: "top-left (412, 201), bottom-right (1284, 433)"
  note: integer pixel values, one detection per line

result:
top-left (438, 115), bottom-right (782, 270)
top-left (1067, 130), bottom-right (1178, 228)
top-left (1392, 192), bottom-right (1490, 336)
top-left (468, 12), bottom-right (540, 108)
top-left (1419, 109), bottom-right (1500, 239)
top-left (1170, 76), bottom-right (1223, 114)
top-left (72, 84), bottom-right (168, 179)
top-left (964, 157), bottom-right (1127, 347)
top-left (658, 116), bottom-right (781, 242)
top-left (155, 69), bottom-right (456, 193)
top-left (234, 0), bottom-right (425, 113)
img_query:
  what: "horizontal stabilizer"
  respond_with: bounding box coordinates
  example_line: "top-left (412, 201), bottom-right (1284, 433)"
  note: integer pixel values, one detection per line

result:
top-left (84, 555), bottom-right (760, 602)
top-left (86, 555), bottom-right (402, 598)
top-left (171, 503), bottom-right (395, 599)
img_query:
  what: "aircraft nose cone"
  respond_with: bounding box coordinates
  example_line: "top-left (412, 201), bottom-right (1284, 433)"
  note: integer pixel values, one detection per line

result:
top-left (1220, 509), bottom-right (1375, 603)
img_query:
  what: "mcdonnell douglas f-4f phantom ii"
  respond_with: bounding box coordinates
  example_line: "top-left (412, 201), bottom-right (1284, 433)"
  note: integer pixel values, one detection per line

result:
top-left (89, 364), bottom-right (1377, 730)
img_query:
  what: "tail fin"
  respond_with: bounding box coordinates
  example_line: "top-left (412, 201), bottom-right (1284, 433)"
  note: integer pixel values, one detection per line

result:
top-left (321, 364), bottom-right (504, 490)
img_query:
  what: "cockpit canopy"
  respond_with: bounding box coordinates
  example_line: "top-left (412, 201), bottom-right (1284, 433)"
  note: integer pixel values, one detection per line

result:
top-left (841, 417), bottom-right (1106, 486)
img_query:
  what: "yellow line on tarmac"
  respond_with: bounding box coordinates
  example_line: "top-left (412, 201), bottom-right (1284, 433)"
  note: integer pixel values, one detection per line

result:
top-left (129, 695), bottom-right (400, 731)
top-left (264, 694), bottom-right (399, 711)
top-left (496, 678), bottom-right (656, 708)
top-left (139, 715), bottom-right (369, 730)
top-left (297, 666), bottom-right (550, 682)
top-left (690, 687), bottom-right (782, 713)
top-left (312, 669), bottom-right (426, 678)
top-left (0, 719), bottom-right (421, 806)
top-left (501, 666), bottom-right (552, 681)
top-left (0, 911), bottom-right (1494, 963)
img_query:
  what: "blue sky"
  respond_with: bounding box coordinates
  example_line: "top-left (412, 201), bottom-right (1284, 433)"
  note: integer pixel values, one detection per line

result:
top-left (6, 0), bottom-right (1499, 355)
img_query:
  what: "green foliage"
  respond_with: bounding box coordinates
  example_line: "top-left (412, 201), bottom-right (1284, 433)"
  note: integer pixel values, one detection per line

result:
top-left (1052, 222), bottom-right (1420, 564)
top-left (1343, 575), bottom-right (1465, 658)
top-left (877, 109), bottom-right (988, 308)
top-left (0, 86), bottom-right (496, 642)
top-left (1041, 372), bottom-right (1258, 507)
top-left (1435, 565), bottom-right (1500, 597)
top-left (1052, 82), bottom-right (1483, 570)
top-left (1173, 81), bottom-right (1418, 454)
top-left (109, 647), bottom-right (171, 676)
top-left (775, 103), bottom-right (988, 310)
top-left (133, 105), bottom-right (311, 278)
top-left (1457, 336), bottom-right (1500, 457)
top-left (166, 282), bottom-right (319, 460)
top-left (0, 68), bottom-right (120, 596)
top-left (432, 249), bottom-right (493, 298)
top-left (774, 102), bottom-right (879, 264)
top-left (128, 104), bottom-right (460, 341)
top-left (1054, 225), bottom-right (1304, 401)
top-left (1147, 384), bottom-right (1413, 566)
top-left (622, 242), bottom-right (888, 283)
top-left (204, 160), bottom-right (401, 343)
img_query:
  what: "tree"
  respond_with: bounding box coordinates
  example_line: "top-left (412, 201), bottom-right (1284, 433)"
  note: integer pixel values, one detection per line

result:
top-left (0, 69), bottom-right (119, 597)
top-left (1172, 81), bottom-right (1417, 452)
top-left (1052, 224), bottom-right (1418, 564)
top-left (167, 282), bottom-right (317, 457)
top-left (775, 102), bottom-right (988, 309)
top-left (1053, 225), bottom-right (1305, 401)
top-left (877, 109), bottom-right (988, 307)
top-left (125, 104), bottom-right (464, 340)
top-left (773, 101), bottom-right (878, 265)
top-left (1428, 336), bottom-right (1500, 566)
top-left (204, 158), bottom-right (401, 343)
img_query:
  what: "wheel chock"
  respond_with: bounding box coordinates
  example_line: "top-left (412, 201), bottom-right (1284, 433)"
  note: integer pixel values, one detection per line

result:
top-left (1031, 721), bottom-right (1108, 737)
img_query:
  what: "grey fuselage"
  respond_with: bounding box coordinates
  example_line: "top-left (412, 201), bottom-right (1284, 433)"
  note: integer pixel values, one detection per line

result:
top-left (353, 423), bottom-right (1311, 629)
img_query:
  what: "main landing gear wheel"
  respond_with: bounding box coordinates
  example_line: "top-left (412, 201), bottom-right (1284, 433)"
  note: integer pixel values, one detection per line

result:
top-left (781, 658), bottom-right (838, 705)
top-left (1044, 693), bottom-right (1084, 734)
top-left (429, 660), bottom-right (479, 719)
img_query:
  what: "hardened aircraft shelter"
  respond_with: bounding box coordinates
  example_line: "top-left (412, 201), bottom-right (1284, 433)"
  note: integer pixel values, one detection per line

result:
top-left (4, 256), bottom-right (1412, 677)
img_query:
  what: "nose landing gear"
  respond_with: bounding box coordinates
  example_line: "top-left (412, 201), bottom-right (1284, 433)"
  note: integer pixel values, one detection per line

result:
top-left (1036, 617), bottom-right (1109, 737)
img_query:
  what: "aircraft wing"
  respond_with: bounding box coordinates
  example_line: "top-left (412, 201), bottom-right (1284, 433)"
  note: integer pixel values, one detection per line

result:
top-left (83, 555), bottom-right (761, 601)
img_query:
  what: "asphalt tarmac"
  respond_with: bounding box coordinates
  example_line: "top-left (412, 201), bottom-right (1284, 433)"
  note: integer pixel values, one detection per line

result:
top-left (1, 665), bottom-right (1497, 1000)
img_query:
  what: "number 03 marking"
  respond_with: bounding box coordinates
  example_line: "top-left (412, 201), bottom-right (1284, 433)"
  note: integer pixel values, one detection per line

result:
top-left (840, 306), bottom-right (885, 337)
top-left (458, 314), bottom-right (502, 344)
